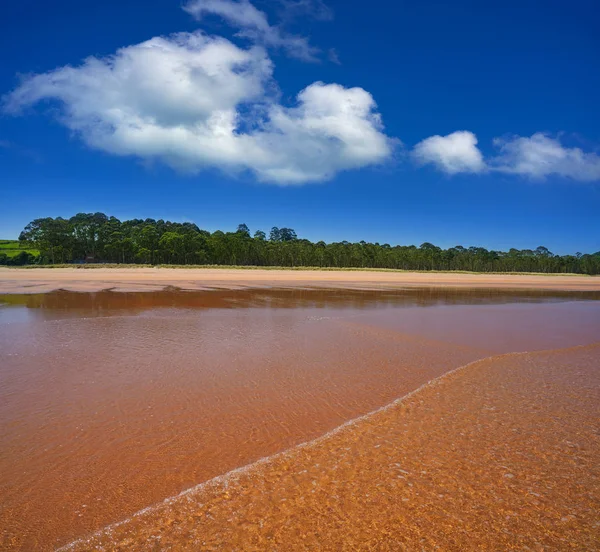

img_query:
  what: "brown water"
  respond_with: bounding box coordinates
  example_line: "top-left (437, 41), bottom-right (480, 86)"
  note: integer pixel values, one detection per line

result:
top-left (0, 288), bottom-right (599, 550)
top-left (69, 343), bottom-right (600, 551)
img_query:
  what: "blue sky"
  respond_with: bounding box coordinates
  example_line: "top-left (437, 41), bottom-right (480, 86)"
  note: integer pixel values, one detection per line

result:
top-left (1, 0), bottom-right (599, 254)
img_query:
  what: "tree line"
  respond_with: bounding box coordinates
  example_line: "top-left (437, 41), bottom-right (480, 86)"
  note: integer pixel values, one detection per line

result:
top-left (4, 212), bottom-right (599, 274)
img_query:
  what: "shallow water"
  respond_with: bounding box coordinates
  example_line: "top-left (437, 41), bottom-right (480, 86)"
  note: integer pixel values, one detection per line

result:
top-left (70, 344), bottom-right (599, 551)
top-left (0, 288), bottom-right (599, 550)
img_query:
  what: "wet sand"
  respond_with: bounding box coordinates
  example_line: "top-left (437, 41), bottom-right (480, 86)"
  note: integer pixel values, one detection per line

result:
top-left (1, 266), bottom-right (599, 293)
top-left (63, 342), bottom-right (600, 551)
top-left (0, 289), bottom-right (599, 550)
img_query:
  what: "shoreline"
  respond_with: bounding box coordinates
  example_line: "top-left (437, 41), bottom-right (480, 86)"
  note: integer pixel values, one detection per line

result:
top-left (1, 266), bottom-right (599, 293)
top-left (59, 351), bottom-right (516, 551)
top-left (60, 342), bottom-right (600, 551)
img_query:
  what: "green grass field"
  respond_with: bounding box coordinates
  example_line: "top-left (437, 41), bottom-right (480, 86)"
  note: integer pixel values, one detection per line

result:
top-left (0, 240), bottom-right (40, 258)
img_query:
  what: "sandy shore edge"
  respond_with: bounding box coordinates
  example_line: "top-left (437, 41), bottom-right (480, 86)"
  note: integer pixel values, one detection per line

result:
top-left (1, 267), bottom-right (599, 293)
top-left (57, 350), bottom-right (523, 551)
top-left (59, 342), bottom-right (600, 551)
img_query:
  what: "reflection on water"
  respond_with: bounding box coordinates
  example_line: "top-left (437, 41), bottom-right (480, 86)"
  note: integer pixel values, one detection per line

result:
top-left (1, 286), bottom-right (600, 315)
top-left (0, 289), bottom-right (599, 550)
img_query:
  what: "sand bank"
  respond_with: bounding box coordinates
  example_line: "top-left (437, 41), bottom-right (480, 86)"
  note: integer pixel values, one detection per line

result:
top-left (1, 266), bottom-right (599, 293)
top-left (62, 342), bottom-right (600, 551)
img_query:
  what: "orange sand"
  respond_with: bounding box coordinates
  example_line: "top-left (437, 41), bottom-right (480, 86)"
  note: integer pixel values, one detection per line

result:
top-left (1, 266), bottom-right (599, 293)
top-left (62, 343), bottom-right (600, 551)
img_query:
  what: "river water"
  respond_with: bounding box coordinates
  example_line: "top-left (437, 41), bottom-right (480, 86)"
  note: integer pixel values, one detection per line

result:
top-left (0, 288), bottom-right (598, 550)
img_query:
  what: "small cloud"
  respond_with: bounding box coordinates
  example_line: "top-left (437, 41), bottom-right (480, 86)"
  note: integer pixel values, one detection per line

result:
top-left (491, 133), bottom-right (600, 182)
top-left (327, 48), bottom-right (341, 65)
top-left (412, 130), bottom-right (600, 182)
top-left (412, 131), bottom-right (486, 174)
top-left (183, 0), bottom-right (321, 61)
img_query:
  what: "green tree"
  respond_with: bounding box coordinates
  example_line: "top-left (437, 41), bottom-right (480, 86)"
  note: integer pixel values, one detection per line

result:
top-left (13, 212), bottom-right (600, 274)
top-left (159, 232), bottom-right (185, 263)
top-left (269, 227), bottom-right (281, 242)
top-left (237, 223), bottom-right (250, 237)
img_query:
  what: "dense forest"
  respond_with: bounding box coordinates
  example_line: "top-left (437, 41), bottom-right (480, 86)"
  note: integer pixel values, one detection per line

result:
top-left (2, 212), bottom-right (599, 274)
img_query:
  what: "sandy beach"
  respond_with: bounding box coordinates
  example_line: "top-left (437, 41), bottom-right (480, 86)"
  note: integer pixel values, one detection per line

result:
top-left (1, 266), bottom-right (599, 293)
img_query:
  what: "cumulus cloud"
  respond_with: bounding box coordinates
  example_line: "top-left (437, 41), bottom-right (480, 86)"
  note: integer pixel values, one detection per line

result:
top-left (412, 130), bottom-right (600, 182)
top-left (3, 31), bottom-right (392, 184)
top-left (183, 0), bottom-right (320, 61)
top-left (251, 82), bottom-right (391, 182)
top-left (491, 133), bottom-right (600, 182)
top-left (412, 130), bottom-right (486, 174)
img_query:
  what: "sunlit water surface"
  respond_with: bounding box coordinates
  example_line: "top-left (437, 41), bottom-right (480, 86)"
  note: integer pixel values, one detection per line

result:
top-left (0, 288), bottom-right (599, 550)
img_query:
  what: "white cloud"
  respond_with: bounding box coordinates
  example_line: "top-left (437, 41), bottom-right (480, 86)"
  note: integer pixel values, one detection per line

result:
top-left (251, 82), bottom-right (392, 182)
top-left (327, 48), bottom-right (341, 65)
top-left (4, 31), bottom-right (392, 184)
top-left (412, 130), bottom-right (486, 174)
top-left (491, 133), bottom-right (600, 182)
top-left (183, 0), bottom-right (319, 61)
top-left (412, 130), bottom-right (600, 182)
